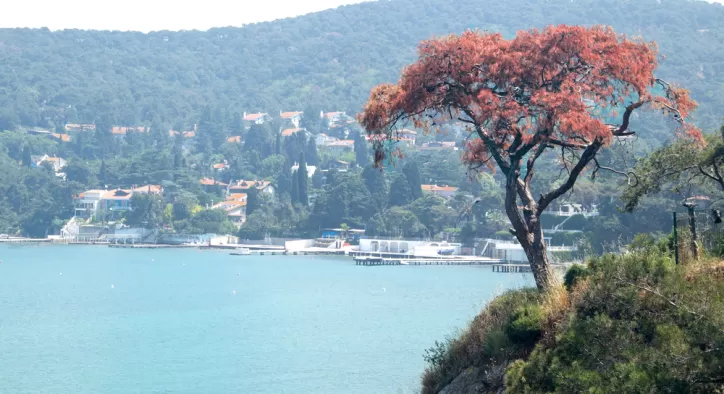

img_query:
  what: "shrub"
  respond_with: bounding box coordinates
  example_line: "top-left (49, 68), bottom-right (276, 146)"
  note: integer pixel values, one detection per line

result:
top-left (505, 248), bottom-right (724, 393)
top-left (563, 264), bottom-right (590, 291)
top-left (504, 305), bottom-right (543, 347)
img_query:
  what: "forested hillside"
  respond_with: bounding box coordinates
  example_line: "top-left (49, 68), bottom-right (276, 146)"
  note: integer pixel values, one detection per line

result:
top-left (0, 0), bottom-right (722, 131)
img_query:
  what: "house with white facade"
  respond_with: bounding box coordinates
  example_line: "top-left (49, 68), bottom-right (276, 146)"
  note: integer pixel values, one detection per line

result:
top-left (243, 112), bottom-right (271, 125)
top-left (280, 111), bottom-right (303, 128)
top-left (31, 155), bottom-right (67, 173)
top-left (324, 139), bottom-right (354, 153)
top-left (228, 180), bottom-right (275, 196)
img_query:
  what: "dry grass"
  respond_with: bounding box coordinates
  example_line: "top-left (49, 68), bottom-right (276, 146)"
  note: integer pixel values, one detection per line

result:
top-left (684, 259), bottom-right (724, 281)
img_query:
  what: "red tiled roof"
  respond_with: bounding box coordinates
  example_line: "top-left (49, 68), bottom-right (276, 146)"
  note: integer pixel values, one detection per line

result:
top-left (281, 128), bottom-right (303, 137)
top-left (227, 193), bottom-right (248, 202)
top-left (421, 184), bottom-right (458, 192)
top-left (51, 133), bottom-right (72, 142)
top-left (200, 178), bottom-right (228, 187)
top-left (244, 113), bottom-right (267, 121)
top-left (229, 180), bottom-right (272, 190)
top-left (102, 189), bottom-right (133, 200)
top-left (227, 136), bottom-right (242, 143)
top-left (324, 111), bottom-right (344, 119)
top-left (280, 111), bottom-right (303, 119)
top-left (212, 163), bottom-right (228, 170)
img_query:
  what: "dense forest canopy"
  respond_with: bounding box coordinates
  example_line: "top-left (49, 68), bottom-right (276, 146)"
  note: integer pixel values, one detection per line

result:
top-left (0, 0), bottom-right (722, 131)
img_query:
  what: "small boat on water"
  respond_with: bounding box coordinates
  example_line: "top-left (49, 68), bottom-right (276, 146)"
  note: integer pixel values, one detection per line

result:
top-left (231, 247), bottom-right (252, 256)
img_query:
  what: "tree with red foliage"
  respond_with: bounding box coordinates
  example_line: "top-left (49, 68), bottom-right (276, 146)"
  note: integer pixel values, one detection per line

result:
top-left (359, 25), bottom-right (701, 292)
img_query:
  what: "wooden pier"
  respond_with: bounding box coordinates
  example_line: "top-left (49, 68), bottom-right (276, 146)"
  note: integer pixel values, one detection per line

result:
top-left (108, 244), bottom-right (197, 249)
top-left (354, 256), bottom-right (502, 266)
top-left (491, 264), bottom-right (532, 273)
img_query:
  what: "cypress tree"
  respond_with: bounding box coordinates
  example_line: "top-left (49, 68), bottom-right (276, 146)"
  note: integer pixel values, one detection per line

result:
top-left (298, 152), bottom-right (309, 206)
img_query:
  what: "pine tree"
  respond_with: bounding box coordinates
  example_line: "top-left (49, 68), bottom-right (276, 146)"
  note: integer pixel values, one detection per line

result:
top-left (297, 152), bottom-right (309, 206)
top-left (22, 145), bottom-right (32, 167)
top-left (290, 170), bottom-right (300, 204)
top-left (388, 173), bottom-right (413, 207)
top-left (362, 164), bottom-right (388, 209)
top-left (99, 160), bottom-right (107, 186)
top-left (305, 136), bottom-right (319, 166)
top-left (353, 130), bottom-right (370, 167)
top-left (246, 187), bottom-right (261, 216)
top-left (402, 161), bottom-right (423, 200)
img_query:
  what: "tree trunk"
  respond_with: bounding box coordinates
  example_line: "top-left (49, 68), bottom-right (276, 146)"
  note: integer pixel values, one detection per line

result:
top-left (520, 221), bottom-right (555, 292)
top-left (503, 175), bottom-right (554, 292)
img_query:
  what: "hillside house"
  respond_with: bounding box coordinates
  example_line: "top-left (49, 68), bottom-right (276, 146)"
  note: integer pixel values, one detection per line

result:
top-left (200, 178), bottom-right (229, 193)
top-left (212, 161), bottom-right (230, 171)
top-left (74, 189), bottom-right (133, 220)
top-left (324, 139), bottom-right (354, 153)
top-left (228, 180), bottom-right (275, 196)
top-left (211, 200), bottom-right (247, 227)
top-left (243, 112), bottom-right (271, 126)
top-left (280, 111), bottom-right (303, 128)
top-left (64, 124), bottom-right (96, 133)
top-left (51, 133), bottom-right (72, 142)
top-left (322, 111), bottom-right (346, 122)
top-left (316, 133), bottom-right (337, 146)
top-left (421, 184), bottom-right (458, 199)
top-left (226, 136), bottom-right (242, 143)
top-left (169, 124), bottom-right (197, 138)
top-left (31, 155), bottom-right (67, 173)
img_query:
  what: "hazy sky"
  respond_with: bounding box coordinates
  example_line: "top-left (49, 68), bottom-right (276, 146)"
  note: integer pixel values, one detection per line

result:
top-left (0, 0), bottom-right (370, 32)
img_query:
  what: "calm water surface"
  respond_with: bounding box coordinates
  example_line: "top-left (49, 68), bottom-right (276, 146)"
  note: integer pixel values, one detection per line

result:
top-left (0, 245), bottom-right (530, 393)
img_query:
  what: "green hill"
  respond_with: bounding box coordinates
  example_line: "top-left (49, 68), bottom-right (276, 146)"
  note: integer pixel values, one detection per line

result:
top-left (0, 0), bottom-right (722, 130)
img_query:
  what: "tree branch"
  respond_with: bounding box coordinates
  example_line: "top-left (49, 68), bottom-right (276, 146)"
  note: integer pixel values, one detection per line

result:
top-left (537, 140), bottom-right (603, 215)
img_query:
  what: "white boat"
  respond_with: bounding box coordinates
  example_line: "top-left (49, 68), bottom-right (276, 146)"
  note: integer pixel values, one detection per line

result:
top-left (231, 247), bottom-right (252, 256)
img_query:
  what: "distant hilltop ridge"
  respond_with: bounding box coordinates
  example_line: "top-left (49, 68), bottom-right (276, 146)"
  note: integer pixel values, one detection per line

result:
top-left (0, 0), bottom-right (722, 133)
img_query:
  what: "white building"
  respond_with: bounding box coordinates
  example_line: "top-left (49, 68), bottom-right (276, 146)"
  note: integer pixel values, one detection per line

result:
top-left (479, 238), bottom-right (577, 263)
top-left (291, 163), bottom-right (317, 178)
top-left (358, 238), bottom-right (461, 256)
top-left (243, 112), bottom-right (271, 125)
top-left (280, 111), bottom-right (303, 128)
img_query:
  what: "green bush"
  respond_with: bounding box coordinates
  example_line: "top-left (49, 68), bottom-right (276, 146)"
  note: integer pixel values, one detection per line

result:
top-left (505, 249), bottom-right (724, 393)
top-left (563, 264), bottom-right (590, 291)
top-left (424, 243), bottom-right (724, 393)
top-left (504, 305), bottom-right (543, 347)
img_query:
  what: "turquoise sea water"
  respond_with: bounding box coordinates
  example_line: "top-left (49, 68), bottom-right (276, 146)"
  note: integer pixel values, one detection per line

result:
top-left (0, 245), bottom-right (530, 393)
